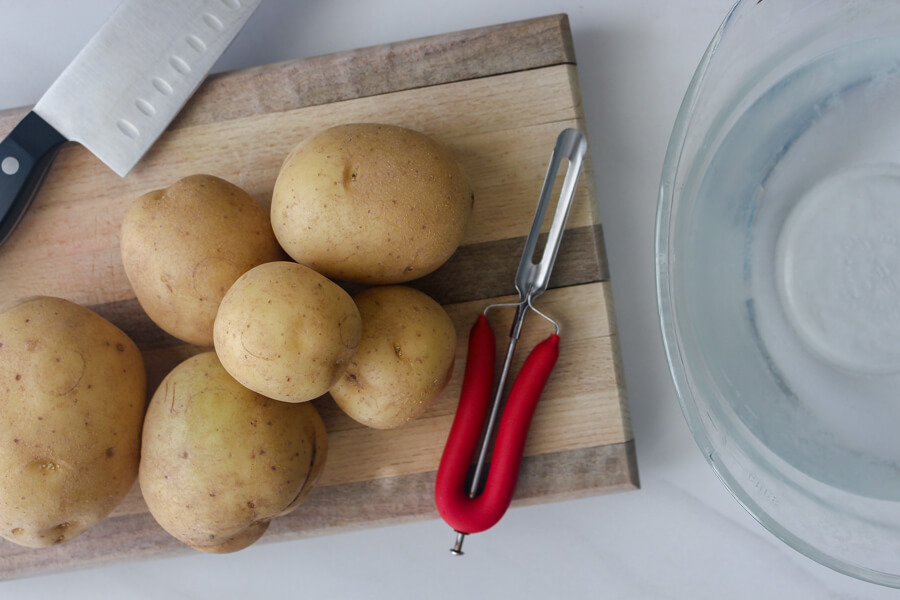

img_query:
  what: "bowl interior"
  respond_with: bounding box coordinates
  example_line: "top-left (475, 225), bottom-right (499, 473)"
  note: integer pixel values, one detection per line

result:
top-left (658, 0), bottom-right (900, 585)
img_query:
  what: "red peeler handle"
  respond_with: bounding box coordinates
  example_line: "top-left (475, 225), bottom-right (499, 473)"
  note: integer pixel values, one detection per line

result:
top-left (435, 314), bottom-right (560, 535)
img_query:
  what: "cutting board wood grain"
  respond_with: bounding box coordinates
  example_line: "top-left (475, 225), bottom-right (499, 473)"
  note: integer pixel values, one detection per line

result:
top-left (0, 14), bottom-right (636, 578)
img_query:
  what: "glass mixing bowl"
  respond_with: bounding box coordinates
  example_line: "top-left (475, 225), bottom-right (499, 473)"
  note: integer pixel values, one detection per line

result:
top-left (656, 0), bottom-right (900, 587)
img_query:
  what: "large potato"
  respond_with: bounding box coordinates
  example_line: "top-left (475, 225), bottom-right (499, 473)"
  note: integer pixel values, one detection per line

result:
top-left (271, 123), bottom-right (474, 284)
top-left (213, 261), bottom-right (362, 403)
top-left (121, 174), bottom-right (284, 346)
top-left (330, 286), bottom-right (456, 429)
top-left (0, 296), bottom-right (146, 547)
top-left (139, 352), bottom-right (327, 553)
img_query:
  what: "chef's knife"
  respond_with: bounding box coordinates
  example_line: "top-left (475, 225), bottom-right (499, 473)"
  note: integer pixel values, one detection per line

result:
top-left (0, 0), bottom-right (261, 248)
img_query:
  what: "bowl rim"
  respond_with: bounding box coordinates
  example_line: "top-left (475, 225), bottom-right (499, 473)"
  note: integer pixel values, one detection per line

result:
top-left (654, 0), bottom-right (900, 588)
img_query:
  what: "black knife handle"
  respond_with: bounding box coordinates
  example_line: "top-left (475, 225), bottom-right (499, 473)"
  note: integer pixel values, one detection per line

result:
top-left (0, 111), bottom-right (66, 248)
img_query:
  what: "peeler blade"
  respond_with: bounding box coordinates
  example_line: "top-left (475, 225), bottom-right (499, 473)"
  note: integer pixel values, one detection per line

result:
top-left (515, 128), bottom-right (588, 303)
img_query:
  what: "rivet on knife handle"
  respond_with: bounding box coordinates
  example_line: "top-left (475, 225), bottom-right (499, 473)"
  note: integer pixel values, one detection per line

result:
top-left (0, 112), bottom-right (66, 248)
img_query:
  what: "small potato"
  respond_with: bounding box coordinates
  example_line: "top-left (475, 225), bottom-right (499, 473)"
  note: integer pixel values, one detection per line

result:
top-left (139, 352), bottom-right (327, 553)
top-left (330, 286), bottom-right (456, 429)
top-left (271, 123), bottom-right (474, 284)
top-left (213, 261), bottom-right (361, 403)
top-left (121, 174), bottom-right (284, 346)
top-left (0, 296), bottom-right (146, 547)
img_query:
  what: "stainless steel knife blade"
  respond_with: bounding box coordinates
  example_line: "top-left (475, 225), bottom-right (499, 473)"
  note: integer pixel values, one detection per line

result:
top-left (0, 0), bottom-right (261, 248)
top-left (35, 0), bottom-right (261, 177)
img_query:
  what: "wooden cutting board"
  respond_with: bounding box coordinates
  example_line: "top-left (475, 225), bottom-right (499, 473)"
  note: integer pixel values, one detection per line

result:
top-left (0, 14), bottom-right (637, 578)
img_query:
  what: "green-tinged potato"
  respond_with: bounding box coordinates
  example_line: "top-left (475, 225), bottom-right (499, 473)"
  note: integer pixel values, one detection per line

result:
top-left (0, 296), bottom-right (146, 547)
top-left (121, 174), bottom-right (284, 347)
top-left (330, 286), bottom-right (456, 429)
top-left (213, 261), bottom-right (361, 403)
top-left (139, 352), bottom-right (327, 553)
top-left (271, 123), bottom-right (474, 284)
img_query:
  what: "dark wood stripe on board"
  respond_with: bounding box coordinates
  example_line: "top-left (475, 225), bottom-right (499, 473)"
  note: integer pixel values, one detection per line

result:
top-left (0, 14), bottom-right (577, 136)
top-left (171, 14), bottom-right (577, 129)
top-left (0, 440), bottom-right (637, 580)
top-left (410, 224), bottom-right (608, 305)
top-left (87, 224), bottom-right (607, 353)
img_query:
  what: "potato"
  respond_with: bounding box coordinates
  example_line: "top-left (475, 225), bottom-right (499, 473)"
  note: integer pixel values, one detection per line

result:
top-left (271, 123), bottom-right (474, 284)
top-left (330, 286), bottom-right (456, 429)
top-left (213, 261), bottom-right (362, 403)
top-left (139, 352), bottom-right (327, 553)
top-left (0, 296), bottom-right (146, 547)
top-left (121, 174), bottom-right (284, 346)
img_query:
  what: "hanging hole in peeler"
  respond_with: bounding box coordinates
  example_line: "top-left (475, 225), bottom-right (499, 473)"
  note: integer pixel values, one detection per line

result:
top-left (528, 157), bottom-right (571, 266)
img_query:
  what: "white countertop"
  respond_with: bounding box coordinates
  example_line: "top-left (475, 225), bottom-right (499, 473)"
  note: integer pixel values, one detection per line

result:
top-left (0, 1), bottom-right (896, 598)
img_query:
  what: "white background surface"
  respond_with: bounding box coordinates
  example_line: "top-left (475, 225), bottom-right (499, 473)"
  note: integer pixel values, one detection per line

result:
top-left (0, 1), bottom-right (896, 598)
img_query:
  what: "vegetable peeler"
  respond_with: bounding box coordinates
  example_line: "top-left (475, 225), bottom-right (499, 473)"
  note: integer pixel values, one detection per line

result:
top-left (434, 128), bottom-right (588, 554)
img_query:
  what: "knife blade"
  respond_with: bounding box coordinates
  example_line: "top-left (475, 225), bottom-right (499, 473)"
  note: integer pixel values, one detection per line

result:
top-left (0, 0), bottom-right (261, 248)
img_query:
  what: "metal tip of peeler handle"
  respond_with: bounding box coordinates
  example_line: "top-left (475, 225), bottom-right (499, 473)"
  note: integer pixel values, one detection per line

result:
top-left (450, 531), bottom-right (467, 555)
